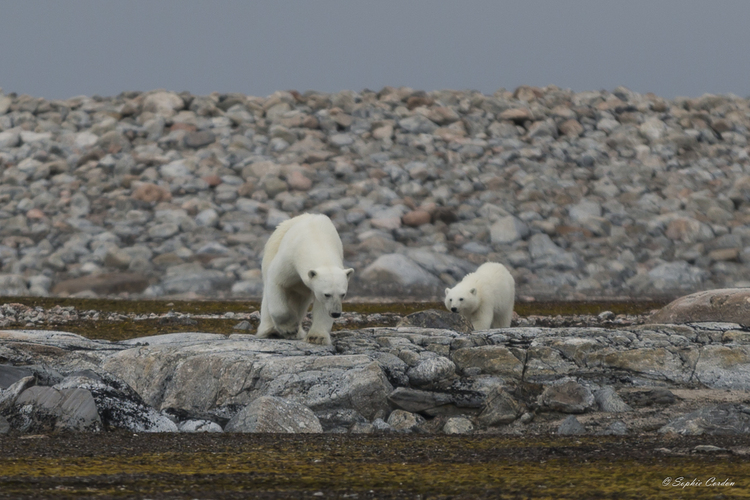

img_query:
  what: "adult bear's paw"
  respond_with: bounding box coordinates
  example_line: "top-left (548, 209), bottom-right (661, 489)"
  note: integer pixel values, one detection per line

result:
top-left (305, 331), bottom-right (332, 345)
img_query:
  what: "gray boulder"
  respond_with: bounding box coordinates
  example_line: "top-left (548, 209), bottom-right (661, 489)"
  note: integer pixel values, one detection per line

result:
top-left (178, 420), bottom-right (223, 433)
top-left (360, 254), bottom-right (441, 287)
top-left (692, 345), bottom-right (750, 390)
top-left (646, 261), bottom-right (707, 292)
top-left (490, 216), bottom-right (529, 245)
top-left (528, 234), bottom-right (581, 271)
top-left (659, 404), bottom-right (750, 435)
top-left (397, 309), bottom-right (473, 334)
top-left (451, 346), bottom-right (524, 378)
top-left (12, 386), bottom-right (102, 432)
top-left (0, 365), bottom-right (33, 389)
top-left (388, 387), bottom-right (453, 413)
top-left (54, 372), bottom-right (178, 433)
top-left (160, 267), bottom-right (235, 295)
top-left (406, 356), bottom-right (456, 386)
top-left (386, 409), bottom-right (424, 432)
top-left (225, 396), bottom-right (322, 433)
top-left (539, 380), bottom-right (595, 414)
top-left (557, 415), bottom-right (586, 435)
top-left (477, 386), bottom-right (523, 426)
top-left (102, 338), bottom-right (392, 420)
top-left (0, 375), bottom-right (36, 413)
top-left (404, 248), bottom-right (476, 283)
top-left (316, 408), bottom-right (368, 432)
top-left (443, 417), bottom-right (474, 434)
top-left (650, 288), bottom-right (750, 325)
top-left (594, 387), bottom-right (632, 413)
top-left (399, 115), bottom-right (438, 134)
top-left (601, 421), bottom-right (628, 435)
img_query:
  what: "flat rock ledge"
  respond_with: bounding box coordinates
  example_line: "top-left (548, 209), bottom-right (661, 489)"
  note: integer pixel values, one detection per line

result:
top-left (2, 322), bottom-right (750, 435)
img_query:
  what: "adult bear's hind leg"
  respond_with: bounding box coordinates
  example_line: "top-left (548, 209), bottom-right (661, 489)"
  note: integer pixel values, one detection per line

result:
top-left (266, 286), bottom-right (303, 338)
top-left (257, 291), bottom-right (276, 338)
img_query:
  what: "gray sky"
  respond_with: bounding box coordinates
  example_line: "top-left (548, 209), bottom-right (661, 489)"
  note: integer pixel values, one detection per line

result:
top-left (1, 0), bottom-right (749, 100)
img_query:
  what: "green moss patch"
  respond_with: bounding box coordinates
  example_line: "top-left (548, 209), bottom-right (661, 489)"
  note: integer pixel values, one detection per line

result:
top-left (0, 434), bottom-right (748, 499)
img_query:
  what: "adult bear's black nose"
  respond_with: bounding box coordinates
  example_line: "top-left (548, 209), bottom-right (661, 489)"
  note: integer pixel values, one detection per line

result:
top-left (331, 312), bottom-right (341, 318)
top-left (451, 307), bottom-right (458, 313)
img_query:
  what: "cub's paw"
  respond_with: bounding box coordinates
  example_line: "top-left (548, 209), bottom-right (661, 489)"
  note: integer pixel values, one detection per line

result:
top-left (305, 331), bottom-right (332, 345)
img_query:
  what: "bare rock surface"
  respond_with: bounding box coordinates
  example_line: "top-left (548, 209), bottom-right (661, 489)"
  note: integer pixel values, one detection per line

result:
top-left (2, 315), bottom-right (750, 435)
top-left (397, 309), bottom-right (473, 334)
top-left (225, 396), bottom-right (323, 433)
top-left (649, 288), bottom-right (750, 325)
top-left (12, 386), bottom-right (102, 432)
top-left (659, 404), bottom-right (750, 435)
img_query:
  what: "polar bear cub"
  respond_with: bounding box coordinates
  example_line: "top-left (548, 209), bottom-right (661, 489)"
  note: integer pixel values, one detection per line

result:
top-left (257, 213), bottom-right (354, 345)
top-left (444, 262), bottom-right (515, 330)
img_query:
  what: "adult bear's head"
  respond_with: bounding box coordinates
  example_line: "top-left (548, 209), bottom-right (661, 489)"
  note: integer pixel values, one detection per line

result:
top-left (307, 267), bottom-right (354, 318)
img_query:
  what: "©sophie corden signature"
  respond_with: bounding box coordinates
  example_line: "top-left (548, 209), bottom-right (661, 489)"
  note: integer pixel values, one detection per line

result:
top-left (662, 477), bottom-right (736, 488)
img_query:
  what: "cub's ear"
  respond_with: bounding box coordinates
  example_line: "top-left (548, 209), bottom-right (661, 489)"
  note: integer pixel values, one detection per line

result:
top-left (445, 287), bottom-right (451, 296)
top-left (470, 288), bottom-right (477, 295)
top-left (345, 268), bottom-right (354, 279)
top-left (308, 270), bottom-right (317, 279)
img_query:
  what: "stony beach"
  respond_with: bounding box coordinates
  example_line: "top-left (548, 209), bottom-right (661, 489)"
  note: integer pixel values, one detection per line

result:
top-left (1, 86), bottom-right (750, 300)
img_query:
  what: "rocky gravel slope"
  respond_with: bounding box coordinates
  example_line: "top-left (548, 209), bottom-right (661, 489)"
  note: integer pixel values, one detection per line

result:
top-left (1, 85), bottom-right (750, 299)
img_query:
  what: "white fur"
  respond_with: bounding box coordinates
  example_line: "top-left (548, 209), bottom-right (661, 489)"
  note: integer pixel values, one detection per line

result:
top-left (257, 213), bottom-right (353, 345)
top-left (444, 262), bottom-right (515, 330)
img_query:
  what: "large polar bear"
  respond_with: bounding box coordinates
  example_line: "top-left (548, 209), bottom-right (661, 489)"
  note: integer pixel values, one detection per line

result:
top-left (257, 213), bottom-right (354, 345)
top-left (444, 262), bottom-right (515, 330)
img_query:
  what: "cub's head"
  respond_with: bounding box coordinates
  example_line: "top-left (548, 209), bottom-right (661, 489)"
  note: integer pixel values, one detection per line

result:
top-left (308, 267), bottom-right (355, 318)
top-left (444, 285), bottom-right (479, 315)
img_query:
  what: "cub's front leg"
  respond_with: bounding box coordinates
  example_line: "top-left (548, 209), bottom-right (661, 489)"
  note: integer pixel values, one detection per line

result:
top-left (471, 306), bottom-right (494, 331)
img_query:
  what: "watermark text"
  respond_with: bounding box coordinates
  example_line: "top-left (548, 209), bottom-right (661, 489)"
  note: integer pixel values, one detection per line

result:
top-left (662, 477), bottom-right (735, 488)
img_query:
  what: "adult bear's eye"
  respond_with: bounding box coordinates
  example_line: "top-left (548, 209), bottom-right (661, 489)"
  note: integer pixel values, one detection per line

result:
top-left (324, 294), bottom-right (331, 298)
top-left (459, 298), bottom-right (463, 301)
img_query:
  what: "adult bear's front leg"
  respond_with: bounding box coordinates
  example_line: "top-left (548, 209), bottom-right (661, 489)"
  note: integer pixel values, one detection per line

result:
top-left (305, 299), bottom-right (334, 345)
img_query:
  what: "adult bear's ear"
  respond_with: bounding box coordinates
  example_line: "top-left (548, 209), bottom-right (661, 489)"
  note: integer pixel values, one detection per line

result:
top-left (308, 270), bottom-right (317, 279)
top-left (345, 268), bottom-right (354, 279)
top-left (445, 288), bottom-right (450, 296)
top-left (470, 288), bottom-right (477, 295)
